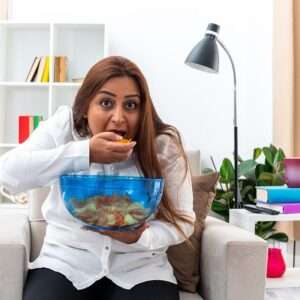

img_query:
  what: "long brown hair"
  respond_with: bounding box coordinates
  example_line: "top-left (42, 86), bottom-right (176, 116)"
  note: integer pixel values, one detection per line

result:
top-left (73, 56), bottom-right (193, 239)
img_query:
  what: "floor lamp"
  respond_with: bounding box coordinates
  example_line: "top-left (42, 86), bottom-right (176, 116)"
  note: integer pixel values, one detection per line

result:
top-left (185, 23), bottom-right (241, 208)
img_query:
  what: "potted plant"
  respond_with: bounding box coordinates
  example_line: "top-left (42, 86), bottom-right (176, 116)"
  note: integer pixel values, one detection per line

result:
top-left (210, 144), bottom-right (288, 242)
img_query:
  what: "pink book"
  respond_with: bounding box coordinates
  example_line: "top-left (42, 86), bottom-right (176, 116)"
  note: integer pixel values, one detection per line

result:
top-left (257, 201), bottom-right (300, 214)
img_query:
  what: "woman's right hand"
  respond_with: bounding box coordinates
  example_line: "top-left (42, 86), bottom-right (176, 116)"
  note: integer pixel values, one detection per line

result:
top-left (89, 132), bottom-right (136, 164)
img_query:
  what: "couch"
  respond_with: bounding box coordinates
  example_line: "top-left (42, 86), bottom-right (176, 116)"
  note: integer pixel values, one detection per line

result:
top-left (0, 150), bottom-right (268, 300)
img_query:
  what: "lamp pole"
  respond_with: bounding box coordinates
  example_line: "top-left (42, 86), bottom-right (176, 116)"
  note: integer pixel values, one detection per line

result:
top-left (216, 39), bottom-right (241, 208)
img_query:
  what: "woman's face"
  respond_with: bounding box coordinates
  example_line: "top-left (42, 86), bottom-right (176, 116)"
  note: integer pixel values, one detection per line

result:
top-left (86, 76), bottom-right (141, 139)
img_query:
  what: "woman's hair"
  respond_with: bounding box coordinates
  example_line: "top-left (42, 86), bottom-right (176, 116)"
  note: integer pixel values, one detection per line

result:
top-left (73, 56), bottom-right (193, 240)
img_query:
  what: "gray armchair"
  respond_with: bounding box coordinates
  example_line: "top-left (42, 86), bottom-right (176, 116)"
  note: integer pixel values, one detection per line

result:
top-left (0, 151), bottom-right (267, 300)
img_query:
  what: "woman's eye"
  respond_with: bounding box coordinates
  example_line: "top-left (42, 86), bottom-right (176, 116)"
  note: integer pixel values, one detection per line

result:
top-left (125, 100), bottom-right (138, 110)
top-left (100, 99), bottom-right (113, 108)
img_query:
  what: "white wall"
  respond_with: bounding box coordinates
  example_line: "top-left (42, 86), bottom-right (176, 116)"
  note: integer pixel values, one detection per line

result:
top-left (10, 0), bottom-right (273, 170)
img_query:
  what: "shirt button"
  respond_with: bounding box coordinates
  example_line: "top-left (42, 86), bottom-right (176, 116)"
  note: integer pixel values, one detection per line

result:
top-left (105, 246), bottom-right (109, 250)
top-left (152, 253), bottom-right (156, 256)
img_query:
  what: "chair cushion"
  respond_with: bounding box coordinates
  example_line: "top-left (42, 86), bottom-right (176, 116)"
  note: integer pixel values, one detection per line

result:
top-left (167, 172), bottom-right (218, 293)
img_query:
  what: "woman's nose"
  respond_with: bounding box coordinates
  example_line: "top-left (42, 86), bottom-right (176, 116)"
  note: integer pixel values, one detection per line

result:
top-left (111, 107), bottom-right (125, 124)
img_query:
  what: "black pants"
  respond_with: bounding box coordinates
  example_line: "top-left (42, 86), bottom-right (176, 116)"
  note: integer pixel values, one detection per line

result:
top-left (23, 268), bottom-right (179, 300)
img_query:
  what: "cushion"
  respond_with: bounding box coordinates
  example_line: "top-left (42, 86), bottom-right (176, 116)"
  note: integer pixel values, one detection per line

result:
top-left (167, 172), bottom-right (219, 293)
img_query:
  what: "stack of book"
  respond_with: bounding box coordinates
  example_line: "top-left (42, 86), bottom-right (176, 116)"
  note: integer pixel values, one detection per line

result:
top-left (25, 56), bottom-right (50, 82)
top-left (256, 186), bottom-right (300, 214)
top-left (18, 115), bottom-right (43, 143)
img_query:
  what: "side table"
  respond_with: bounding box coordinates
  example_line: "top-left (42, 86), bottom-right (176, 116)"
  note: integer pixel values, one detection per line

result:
top-left (229, 208), bottom-right (300, 289)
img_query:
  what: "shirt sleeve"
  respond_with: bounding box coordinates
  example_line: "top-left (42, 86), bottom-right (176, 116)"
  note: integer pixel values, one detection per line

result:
top-left (0, 106), bottom-right (90, 194)
top-left (131, 134), bottom-right (195, 250)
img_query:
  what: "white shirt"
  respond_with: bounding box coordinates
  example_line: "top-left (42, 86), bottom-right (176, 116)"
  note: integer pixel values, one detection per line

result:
top-left (0, 106), bottom-right (195, 290)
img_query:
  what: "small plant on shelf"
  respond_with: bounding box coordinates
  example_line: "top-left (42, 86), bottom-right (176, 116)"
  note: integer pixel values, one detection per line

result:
top-left (209, 144), bottom-right (288, 242)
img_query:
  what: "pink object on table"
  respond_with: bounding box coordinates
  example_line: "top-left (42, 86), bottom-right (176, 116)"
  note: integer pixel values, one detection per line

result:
top-left (284, 158), bottom-right (300, 187)
top-left (266, 248), bottom-right (286, 278)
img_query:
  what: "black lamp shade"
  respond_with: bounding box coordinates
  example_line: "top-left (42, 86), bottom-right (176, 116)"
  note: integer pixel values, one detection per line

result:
top-left (185, 23), bottom-right (221, 73)
top-left (185, 36), bottom-right (219, 73)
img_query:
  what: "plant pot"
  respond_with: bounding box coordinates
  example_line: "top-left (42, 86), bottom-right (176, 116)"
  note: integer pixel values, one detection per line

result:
top-left (266, 247), bottom-right (286, 278)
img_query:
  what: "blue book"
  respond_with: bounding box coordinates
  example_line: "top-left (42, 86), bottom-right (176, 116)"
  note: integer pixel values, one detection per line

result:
top-left (256, 186), bottom-right (300, 203)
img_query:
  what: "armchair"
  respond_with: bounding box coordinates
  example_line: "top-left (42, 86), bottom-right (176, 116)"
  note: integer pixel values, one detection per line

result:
top-left (0, 151), bottom-right (267, 300)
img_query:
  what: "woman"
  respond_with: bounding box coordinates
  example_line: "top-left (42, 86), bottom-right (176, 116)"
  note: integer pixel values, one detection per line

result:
top-left (0, 56), bottom-right (195, 300)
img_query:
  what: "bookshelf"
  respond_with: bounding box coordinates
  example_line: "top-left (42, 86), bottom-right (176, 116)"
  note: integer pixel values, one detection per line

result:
top-left (229, 209), bottom-right (300, 289)
top-left (0, 21), bottom-right (108, 147)
top-left (0, 21), bottom-right (108, 203)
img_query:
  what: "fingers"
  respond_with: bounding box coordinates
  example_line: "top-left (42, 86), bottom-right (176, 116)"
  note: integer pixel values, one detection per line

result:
top-left (108, 141), bottom-right (136, 153)
top-left (94, 131), bottom-right (136, 153)
top-left (95, 131), bottom-right (123, 142)
top-left (90, 131), bottom-right (137, 163)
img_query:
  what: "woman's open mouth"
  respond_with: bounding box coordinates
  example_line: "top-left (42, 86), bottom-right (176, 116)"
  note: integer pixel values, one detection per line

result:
top-left (109, 129), bottom-right (127, 137)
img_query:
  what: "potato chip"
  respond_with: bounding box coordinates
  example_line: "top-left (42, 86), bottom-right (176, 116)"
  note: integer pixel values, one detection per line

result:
top-left (118, 138), bottom-right (132, 144)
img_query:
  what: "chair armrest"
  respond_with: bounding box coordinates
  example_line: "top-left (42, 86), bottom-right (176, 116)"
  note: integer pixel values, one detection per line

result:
top-left (0, 214), bottom-right (31, 300)
top-left (199, 216), bottom-right (267, 300)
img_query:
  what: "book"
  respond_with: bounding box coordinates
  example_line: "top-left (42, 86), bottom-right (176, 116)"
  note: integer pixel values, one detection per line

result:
top-left (33, 115), bottom-right (43, 129)
top-left (18, 115), bottom-right (43, 143)
top-left (256, 201), bottom-right (300, 214)
top-left (54, 56), bottom-right (68, 82)
top-left (34, 56), bottom-right (47, 82)
top-left (18, 116), bottom-right (30, 143)
top-left (25, 57), bottom-right (41, 82)
top-left (59, 56), bottom-right (68, 82)
top-left (54, 56), bottom-right (60, 82)
top-left (41, 56), bottom-right (50, 82)
top-left (256, 186), bottom-right (300, 203)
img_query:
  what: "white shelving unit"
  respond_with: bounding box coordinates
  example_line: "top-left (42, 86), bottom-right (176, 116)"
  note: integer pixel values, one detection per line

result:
top-left (0, 21), bottom-right (108, 148)
top-left (229, 209), bottom-right (300, 289)
top-left (0, 21), bottom-right (108, 203)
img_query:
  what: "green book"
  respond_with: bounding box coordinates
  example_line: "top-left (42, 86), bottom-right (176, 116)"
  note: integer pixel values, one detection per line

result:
top-left (33, 115), bottom-right (43, 129)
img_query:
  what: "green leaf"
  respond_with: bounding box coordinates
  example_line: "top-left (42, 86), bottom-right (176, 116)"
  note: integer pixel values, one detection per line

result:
top-left (258, 172), bottom-right (274, 185)
top-left (255, 221), bottom-right (275, 236)
top-left (272, 173), bottom-right (285, 186)
top-left (269, 144), bottom-right (278, 157)
top-left (220, 158), bottom-right (234, 183)
top-left (216, 191), bottom-right (234, 203)
top-left (241, 185), bottom-right (254, 198)
top-left (273, 149), bottom-right (285, 164)
top-left (263, 147), bottom-right (274, 167)
top-left (238, 159), bottom-right (257, 180)
top-left (255, 164), bottom-right (267, 179)
top-left (266, 232), bottom-right (289, 242)
top-left (211, 200), bottom-right (229, 220)
top-left (247, 194), bottom-right (256, 202)
top-left (278, 148), bottom-right (286, 159)
top-left (257, 221), bottom-right (276, 232)
top-left (274, 161), bottom-right (285, 173)
top-left (253, 148), bottom-right (262, 160)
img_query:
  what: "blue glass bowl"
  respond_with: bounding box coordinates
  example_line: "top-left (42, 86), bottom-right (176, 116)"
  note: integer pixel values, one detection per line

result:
top-left (60, 175), bottom-right (164, 231)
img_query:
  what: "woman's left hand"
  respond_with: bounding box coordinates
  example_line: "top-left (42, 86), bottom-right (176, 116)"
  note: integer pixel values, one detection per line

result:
top-left (84, 223), bottom-right (149, 244)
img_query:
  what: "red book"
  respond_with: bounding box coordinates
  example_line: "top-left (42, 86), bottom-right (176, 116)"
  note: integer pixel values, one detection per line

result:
top-left (18, 116), bottom-right (30, 143)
